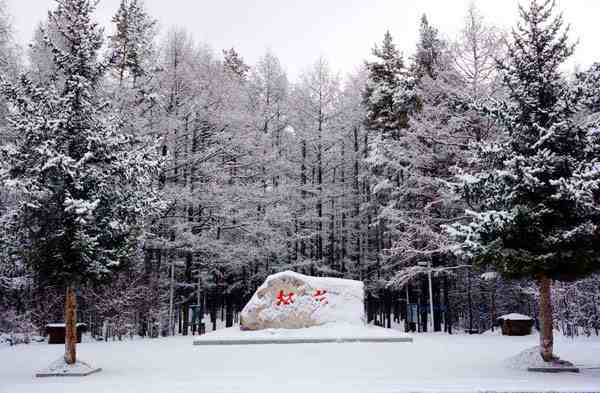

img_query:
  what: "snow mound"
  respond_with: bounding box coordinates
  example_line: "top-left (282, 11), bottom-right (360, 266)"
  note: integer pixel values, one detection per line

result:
top-left (0, 333), bottom-right (44, 346)
top-left (36, 357), bottom-right (101, 377)
top-left (504, 346), bottom-right (576, 371)
top-left (240, 271), bottom-right (365, 330)
top-left (505, 346), bottom-right (547, 370)
top-left (498, 313), bottom-right (532, 320)
top-left (482, 328), bottom-right (502, 335)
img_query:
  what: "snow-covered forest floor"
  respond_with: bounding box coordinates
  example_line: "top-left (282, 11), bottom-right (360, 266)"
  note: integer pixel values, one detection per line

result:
top-left (1, 330), bottom-right (599, 393)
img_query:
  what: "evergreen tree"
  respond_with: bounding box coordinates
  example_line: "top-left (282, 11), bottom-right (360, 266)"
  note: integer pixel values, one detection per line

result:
top-left (412, 14), bottom-right (444, 80)
top-left (0, 0), bottom-right (163, 364)
top-left (363, 31), bottom-right (417, 245)
top-left (0, 0), bottom-right (20, 80)
top-left (450, 0), bottom-right (600, 362)
top-left (373, 15), bottom-right (458, 332)
top-left (0, 0), bottom-right (20, 142)
top-left (223, 47), bottom-right (250, 80)
top-left (579, 62), bottom-right (600, 113)
top-left (106, 0), bottom-right (159, 139)
top-left (364, 32), bottom-right (426, 328)
top-left (108, 0), bottom-right (157, 86)
top-left (364, 31), bottom-right (417, 137)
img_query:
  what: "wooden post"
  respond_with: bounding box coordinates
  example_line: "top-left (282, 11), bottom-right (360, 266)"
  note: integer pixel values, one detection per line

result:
top-left (539, 275), bottom-right (554, 362)
top-left (64, 285), bottom-right (77, 365)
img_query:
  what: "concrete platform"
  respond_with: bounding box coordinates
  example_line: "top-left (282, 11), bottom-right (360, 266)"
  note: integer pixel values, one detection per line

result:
top-left (527, 366), bottom-right (580, 373)
top-left (193, 336), bottom-right (413, 345)
top-left (192, 323), bottom-right (414, 346)
top-left (36, 367), bottom-right (102, 377)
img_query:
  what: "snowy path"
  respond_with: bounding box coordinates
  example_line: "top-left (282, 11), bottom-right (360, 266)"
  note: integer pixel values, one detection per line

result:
top-left (1, 331), bottom-right (599, 393)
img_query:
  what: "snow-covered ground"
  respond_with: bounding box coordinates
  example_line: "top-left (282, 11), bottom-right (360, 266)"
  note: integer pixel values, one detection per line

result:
top-left (1, 329), bottom-right (599, 393)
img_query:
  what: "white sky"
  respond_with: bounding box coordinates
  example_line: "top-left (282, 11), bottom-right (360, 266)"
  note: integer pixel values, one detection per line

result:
top-left (7, 0), bottom-right (600, 79)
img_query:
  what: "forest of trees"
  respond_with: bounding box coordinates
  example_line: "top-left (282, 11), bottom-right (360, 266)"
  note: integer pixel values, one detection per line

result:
top-left (0, 0), bottom-right (599, 361)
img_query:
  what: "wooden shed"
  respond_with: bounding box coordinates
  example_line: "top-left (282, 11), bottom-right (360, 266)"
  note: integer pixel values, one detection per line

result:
top-left (46, 323), bottom-right (87, 344)
top-left (498, 313), bottom-right (533, 336)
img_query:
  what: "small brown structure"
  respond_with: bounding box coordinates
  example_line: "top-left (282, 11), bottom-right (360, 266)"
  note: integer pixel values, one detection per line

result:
top-left (498, 313), bottom-right (533, 336)
top-left (46, 323), bottom-right (86, 344)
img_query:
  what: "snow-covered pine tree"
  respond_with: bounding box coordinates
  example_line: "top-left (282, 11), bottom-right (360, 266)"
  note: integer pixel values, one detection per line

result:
top-left (223, 47), bottom-right (250, 80)
top-left (0, 0), bottom-right (163, 364)
top-left (0, 2), bottom-right (28, 338)
top-left (101, 0), bottom-right (161, 338)
top-left (365, 19), bottom-right (454, 331)
top-left (364, 31), bottom-right (416, 137)
top-left (579, 62), bottom-right (600, 114)
top-left (0, 0), bottom-right (20, 82)
top-left (450, 0), bottom-right (600, 362)
top-left (108, 0), bottom-right (157, 86)
top-left (412, 14), bottom-right (444, 81)
top-left (386, 13), bottom-right (453, 263)
top-left (363, 31), bottom-right (423, 329)
top-left (0, 0), bottom-right (20, 142)
top-left (363, 31), bottom-right (417, 251)
top-left (387, 7), bottom-right (506, 332)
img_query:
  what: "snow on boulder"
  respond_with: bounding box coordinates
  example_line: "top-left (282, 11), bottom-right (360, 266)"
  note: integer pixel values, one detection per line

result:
top-left (240, 271), bottom-right (365, 330)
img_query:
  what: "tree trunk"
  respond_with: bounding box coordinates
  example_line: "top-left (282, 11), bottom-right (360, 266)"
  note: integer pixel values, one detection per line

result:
top-left (444, 276), bottom-right (452, 334)
top-left (420, 277), bottom-right (428, 332)
top-left (467, 269), bottom-right (473, 332)
top-left (225, 295), bottom-right (234, 328)
top-left (64, 285), bottom-right (77, 365)
top-left (539, 275), bottom-right (554, 362)
top-left (168, 256), bottom-right (175, 336)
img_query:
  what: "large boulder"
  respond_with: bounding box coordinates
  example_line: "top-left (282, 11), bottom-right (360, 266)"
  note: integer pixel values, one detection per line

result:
top-left (240, 271), bottom-right (365, 330)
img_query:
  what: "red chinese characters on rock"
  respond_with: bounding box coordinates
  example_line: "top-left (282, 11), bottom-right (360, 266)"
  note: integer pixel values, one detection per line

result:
top-left (276, 290), bottom-right (295, 306)
top-left (274, 289), bottom-right (329, 306)
top-left (314, 289), bottom-right (328, 305)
